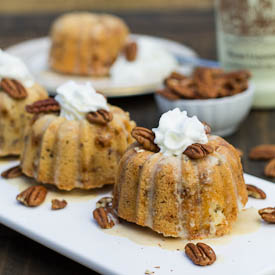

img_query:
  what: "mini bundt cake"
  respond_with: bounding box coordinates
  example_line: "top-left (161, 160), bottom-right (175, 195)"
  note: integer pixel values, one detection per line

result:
top-left (113, 108), bottom-right (248, 239)
top-left (49, 12), bottom-right (129, 76)
top-left (0, 50), bottom-right (48, 157)
top-left (20, 81), bottom-right (135, 190)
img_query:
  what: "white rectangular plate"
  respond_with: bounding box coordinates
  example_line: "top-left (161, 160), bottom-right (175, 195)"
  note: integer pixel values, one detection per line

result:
top-left (0, 159), bottom-right (274, 275)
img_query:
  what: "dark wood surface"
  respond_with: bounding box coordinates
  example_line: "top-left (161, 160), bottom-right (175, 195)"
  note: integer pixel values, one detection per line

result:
top-left (0, 10), bottom-right (274, 275)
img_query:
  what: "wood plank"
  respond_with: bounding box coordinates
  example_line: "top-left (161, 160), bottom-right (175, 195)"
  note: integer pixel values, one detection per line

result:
top-left (0, 10), bottom-right (216, 60)
top-left (0, 0), bottom-right (214, 14)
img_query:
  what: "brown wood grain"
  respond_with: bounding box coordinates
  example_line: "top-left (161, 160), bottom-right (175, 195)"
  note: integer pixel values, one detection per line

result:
top-left (0, 0), bottom-right (214, 14)
top-left (0, 9), bottom-right (274, 275)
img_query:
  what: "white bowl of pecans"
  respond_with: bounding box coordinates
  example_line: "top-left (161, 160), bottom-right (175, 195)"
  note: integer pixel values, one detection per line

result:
top-left (154, 68), bottom-right (255, 137)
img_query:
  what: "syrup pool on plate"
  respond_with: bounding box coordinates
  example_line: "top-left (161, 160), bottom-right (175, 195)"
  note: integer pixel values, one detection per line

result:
top-left (106, 207), bottom-right (261, 250)
top-left (1, 162), bottom-right (112, 203)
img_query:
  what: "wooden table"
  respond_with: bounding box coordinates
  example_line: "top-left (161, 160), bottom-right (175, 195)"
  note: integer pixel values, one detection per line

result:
top-left (0, 10), bottom-right (274, 275)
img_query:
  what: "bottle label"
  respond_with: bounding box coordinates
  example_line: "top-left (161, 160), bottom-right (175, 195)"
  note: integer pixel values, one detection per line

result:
top-left (217, 34), bottom-right (275, 73)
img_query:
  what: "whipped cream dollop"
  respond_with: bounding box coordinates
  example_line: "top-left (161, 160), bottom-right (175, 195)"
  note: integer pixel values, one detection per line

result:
top-left (55, 81), bottom-right (109, 121)
top-left (0, 49), bottom-right (34, 87)
top-left (110, 37), bottom-right (178, 86)
top-left (152, 108), bottom-right (208, 156)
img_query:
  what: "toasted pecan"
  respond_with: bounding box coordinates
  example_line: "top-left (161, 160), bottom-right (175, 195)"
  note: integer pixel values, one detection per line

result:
top-left (156, 88), bottom-right (182, 101)
top-left (26, 98), bottom-right (60, 114)
top-left (217, 70), bottom-right (250, 96)
top-left (184, 143), bottom-right (213, 159)
top-left (264, 158), bottom-right (275, 178)
top-left (93, 207), bottom-right (119, 229)
top-left (202, 122), bottom-right (211, 135)
top-left (185, 242), bottom-right (216, 266)
top-left (246, 184), bottom-right (266, 199)
top-left (164, 71), bottom-right (188, 83)
top-left (124, 41), bottom-right (138, 62)
top-left (249, 144), bottom-right (275, 160)
top-left (86, 109), bottom-right (113, 125)
top-left (131, 127), bottom-right (160, 153)
top-left (16, 185), bottom-right (47, 207)
top-left (51, 199), bottom-right (67, 210)
top-left (258, 207), bottom-right (275, 223)
top-left (236, 148), bottom-right (244, 158)
top-left (1, 165), bottom-right (23, 179)
top-left (193, 67), bottom-right (223, 98)
top-left (221, 70), bottom-right (251, 82)
top-left (0, 78), bottom-right (28, 99)
top-left (166, 78), bottom-right (197, 99)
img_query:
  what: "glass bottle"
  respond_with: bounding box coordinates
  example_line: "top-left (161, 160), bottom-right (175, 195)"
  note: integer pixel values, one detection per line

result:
top-left (216, 0), bottom-right (275, 108)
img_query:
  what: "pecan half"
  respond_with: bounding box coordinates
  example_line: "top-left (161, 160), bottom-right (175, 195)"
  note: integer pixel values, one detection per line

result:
top-left (184, 143), bottom-right (214, 159)
top-left (16, 185), bottom-right (47, 207)
top-left (93, 207), bottom-right (119, 229)
top-left (96, 197), bottom-right (113, 208)
top-left (193, 67), bottom-right (223, 98)
top-left (264, 158), bottom-right (275, 178)
top-left (216, 70), bottom-right (250, 96)
top-left (185, 243), bottom-right (216, 266)
top-left (1, 165), bottom-right (23, 179)
top-left (246, 184), bottom-right (266, 199)
top-left (224, 78), bottom-right (247, 96)
top-left (26, 98), bottom-right (60, 114)
top-left (164, 71), bottom-right (187, 83)
top-left (222, 70), bottom-right (251, 83)
top-left (249, 144), bottom-right (275, 160)
top-left (0, 78), bottom-right (28, 99)
top-left (86, 109), bottom-right (113, 125)
top-left (202, 122), bottom-right (211, 135)
top-left (258, 207), bottom-right (275, 223)
top-left (51, 199), bottom-right (67, 210)
top-left (124, 41), bottom-right (138, 62)
top-left (156, 88), bottom-right (181, 101)
top-left (165, 78), bottom-right (197, 99)
top-left (236, 148), bottom-right (243, 158)
top-left (131, 127), bottom-right (160, 153)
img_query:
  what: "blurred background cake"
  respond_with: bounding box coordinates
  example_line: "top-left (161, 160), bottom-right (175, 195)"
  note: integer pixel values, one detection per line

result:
top-left (49, 12), bottom-right (129, 77)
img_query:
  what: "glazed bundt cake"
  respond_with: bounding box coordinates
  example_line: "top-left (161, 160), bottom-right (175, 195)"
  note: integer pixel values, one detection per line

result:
top-left (49, 12), bottom-right (129, 77)
top-left (113, 108), bottom-right (248, 239)
top-left (0, 50), bottom-right (48, 157)
top-left (20, 81), bottom-right (135, 190)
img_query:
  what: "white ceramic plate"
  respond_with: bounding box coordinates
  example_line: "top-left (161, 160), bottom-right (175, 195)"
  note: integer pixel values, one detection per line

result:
top-left (6, 35), bottom-right (197, 97)
top-left (0, 159), bottom-right (274, 275)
